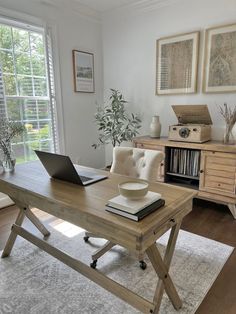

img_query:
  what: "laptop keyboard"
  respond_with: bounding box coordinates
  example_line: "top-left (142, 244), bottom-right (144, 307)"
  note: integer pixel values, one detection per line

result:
top-left (80, 175), bottom-right (91, 182)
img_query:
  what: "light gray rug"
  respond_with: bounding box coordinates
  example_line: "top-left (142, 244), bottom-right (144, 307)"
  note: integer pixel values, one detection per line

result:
top-left (0, 225), bottom-right (233, 314)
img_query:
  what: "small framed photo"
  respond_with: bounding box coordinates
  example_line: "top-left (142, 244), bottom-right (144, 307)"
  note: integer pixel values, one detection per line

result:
top-left (203, 23), bottom-right (236, 93)
top-left (156, 31), bottom-right (199, 95)
top-left (72, 50), bottom-right (94, 93)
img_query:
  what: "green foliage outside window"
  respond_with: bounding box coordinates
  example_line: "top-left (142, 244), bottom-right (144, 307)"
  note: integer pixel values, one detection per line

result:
top-left (0, 23), bottom-right (54, 163)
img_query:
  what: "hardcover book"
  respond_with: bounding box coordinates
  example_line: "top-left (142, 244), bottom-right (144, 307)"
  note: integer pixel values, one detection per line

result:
top-left (106, 199), bottom-right (165, 221)
top-left (107, 191), bottom-right (161, 215)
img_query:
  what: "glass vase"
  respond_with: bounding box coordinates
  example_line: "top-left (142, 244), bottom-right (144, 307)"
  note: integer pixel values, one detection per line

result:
top-left (223, 124), bottom-right (235, 145)
top-left (0, 160), bottom-right (4, 174)
top-left (1, 146), bottom-right (16, 172)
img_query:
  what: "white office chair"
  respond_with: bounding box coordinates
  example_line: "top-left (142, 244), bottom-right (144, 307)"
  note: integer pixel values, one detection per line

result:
top-left (84, 146), bottom-right (164, 269)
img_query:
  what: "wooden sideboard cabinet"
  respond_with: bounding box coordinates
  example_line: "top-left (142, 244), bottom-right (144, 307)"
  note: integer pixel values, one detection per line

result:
top-left (133, 136), bottom-right (236, 219)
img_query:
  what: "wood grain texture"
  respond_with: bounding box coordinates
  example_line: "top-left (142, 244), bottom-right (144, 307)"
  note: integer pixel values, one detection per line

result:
top-left (0, 198), bottom-right (235, 313)
top-left (152, 222), bottom-right (181, 313)
top-left (133, 136), bottom-right (236, 154)
top-left (0, 162), bottom-right (196, 313)
top-left (181, 199), bottom-right (236, 314)
top-left (200, 151), bottom-right (236, 198)
top-left (171, 105), bottom-right (212, 125)
top-left (0, 161), bottom-right (196, 253)
top-left (146, 243), bottom-right (182, 310)
top-left (133, 136), bottom-right (236, 219)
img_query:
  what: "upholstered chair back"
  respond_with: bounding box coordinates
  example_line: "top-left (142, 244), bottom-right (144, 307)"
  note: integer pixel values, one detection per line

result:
top-left (110, 147), bottom-right (164, 182)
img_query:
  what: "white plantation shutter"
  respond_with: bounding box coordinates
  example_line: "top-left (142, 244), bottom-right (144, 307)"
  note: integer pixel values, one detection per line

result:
top-left (0, 17), bottom-right (60, 162)
top-left (45, 28), bottom-right (59, 153)
top-left (0, 65), bottom-right (6, 118)
top-left (0, 65), bottom-right (14, 208)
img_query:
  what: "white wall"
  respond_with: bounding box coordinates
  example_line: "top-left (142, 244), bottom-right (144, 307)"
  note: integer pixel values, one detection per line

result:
top-left (1, 0), bottom-right (236, 169)
top-left (0, 0), bottom-right (105, 169)
top-left (103, 0), bottom-right (236, 163)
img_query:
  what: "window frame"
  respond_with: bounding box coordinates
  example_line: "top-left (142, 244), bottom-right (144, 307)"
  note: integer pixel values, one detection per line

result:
top-left (0, 7), bottom-right (65, 155)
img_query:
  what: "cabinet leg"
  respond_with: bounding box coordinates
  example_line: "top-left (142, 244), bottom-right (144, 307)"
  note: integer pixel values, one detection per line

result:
top-left (228, 204), bottom-right (236, 219)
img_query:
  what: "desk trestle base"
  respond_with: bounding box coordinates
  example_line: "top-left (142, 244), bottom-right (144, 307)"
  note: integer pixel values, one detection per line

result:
top-left (1, 208), bottom-right (182, 314)
top-left (1, 202), bottom-right (50, 258)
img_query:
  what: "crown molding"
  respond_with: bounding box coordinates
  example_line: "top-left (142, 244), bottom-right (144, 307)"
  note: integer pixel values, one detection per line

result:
top-left (39, 0), bottom-right (183, 22)
top-left (102, 0), bottom-right (183, 17)
top-left (39, 0), bottom-right (101, 23)
top-left (126, 0), bottom-right (183, 12)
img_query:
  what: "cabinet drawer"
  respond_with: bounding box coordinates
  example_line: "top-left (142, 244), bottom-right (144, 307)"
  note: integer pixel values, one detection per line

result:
top-left (205, 168), bottom-right (236, 179)
top-left (205, 175), bottom-right (234, 185)
top-left (205, 176), bottom-right (235, 193)
top-left (200, 150), bottom-right (236, 197)
top-left (135, 143), bottom-right (165, 152)
top-left (206, 156), bottom-right (236, 167)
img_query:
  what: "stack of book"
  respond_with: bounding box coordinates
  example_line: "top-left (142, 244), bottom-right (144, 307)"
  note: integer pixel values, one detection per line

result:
top-left (106, 191), bottom-right (165, 221)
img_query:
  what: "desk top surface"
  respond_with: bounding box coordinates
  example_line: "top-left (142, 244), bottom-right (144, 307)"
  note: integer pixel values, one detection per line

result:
top-left (0, 161), bottom-right (196, 238)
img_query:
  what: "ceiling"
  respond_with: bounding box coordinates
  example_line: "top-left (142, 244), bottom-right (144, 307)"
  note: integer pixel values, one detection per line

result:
top-left (41, 0), bottom-right (180, 20)
top-left (74, 0), bottom-right (156, 13)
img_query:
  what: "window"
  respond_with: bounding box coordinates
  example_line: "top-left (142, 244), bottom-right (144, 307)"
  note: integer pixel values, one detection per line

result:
top-left (0, 18), bottom-right (58, 163)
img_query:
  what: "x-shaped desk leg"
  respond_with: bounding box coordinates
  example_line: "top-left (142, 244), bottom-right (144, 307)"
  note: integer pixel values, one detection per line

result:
top-left (1, 202), bottom-right (50, 258)
top-left (146, 221), bottom-right (182, 313)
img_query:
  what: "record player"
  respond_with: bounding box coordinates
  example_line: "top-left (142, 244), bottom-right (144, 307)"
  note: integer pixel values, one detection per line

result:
top-left (168, 105), bottom-right (212, 143)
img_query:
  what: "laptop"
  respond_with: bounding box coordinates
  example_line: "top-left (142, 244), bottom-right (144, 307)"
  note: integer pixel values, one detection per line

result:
top-left (35, 150), bottom-right (108, 186)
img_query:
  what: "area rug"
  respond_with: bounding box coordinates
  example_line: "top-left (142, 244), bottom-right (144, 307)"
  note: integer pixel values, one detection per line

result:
top-left (0, 224), bottom-right (233, 314)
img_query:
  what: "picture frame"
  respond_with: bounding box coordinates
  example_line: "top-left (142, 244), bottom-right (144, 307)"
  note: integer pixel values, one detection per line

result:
top-left (203, 23), bottom-right (236, 93)
top-left (72, 50), bottom-right (94, 93)
top-left (156, 31), bottom-right (199, 95)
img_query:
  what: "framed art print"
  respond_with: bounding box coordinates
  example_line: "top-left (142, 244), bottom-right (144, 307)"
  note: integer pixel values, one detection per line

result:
top-left (203, 23), bottom-right (236, 93)
top-left (73, 50), bottom-right (94, 93)
top-left (156, 31), bottom-right (199, 95)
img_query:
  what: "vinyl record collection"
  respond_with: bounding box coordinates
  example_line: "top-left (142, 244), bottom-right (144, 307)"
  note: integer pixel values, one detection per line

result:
top-left (169, 148), bottom-right (200, 177)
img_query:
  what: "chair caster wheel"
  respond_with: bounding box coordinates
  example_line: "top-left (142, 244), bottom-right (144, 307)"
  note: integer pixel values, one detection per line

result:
top-left (139, 260), bottom-right (147, 270)
top-left (83, 236), bottom-right (89, 242)
top-left (90, 260), bottom-right (97, 269)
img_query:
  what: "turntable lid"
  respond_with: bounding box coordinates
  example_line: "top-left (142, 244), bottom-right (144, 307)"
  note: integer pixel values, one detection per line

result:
top-left (172, 105), bottom-right (212, 125)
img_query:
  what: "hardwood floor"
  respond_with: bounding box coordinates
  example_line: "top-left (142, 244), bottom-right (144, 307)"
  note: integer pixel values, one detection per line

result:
top-left (182, 200), bottom-right (236, 314)
top-left (0, 199), bottom-right (235, 313)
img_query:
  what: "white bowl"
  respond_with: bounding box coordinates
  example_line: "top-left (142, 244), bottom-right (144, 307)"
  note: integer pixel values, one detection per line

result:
top-left (118, 180), bottom-right (149, 200)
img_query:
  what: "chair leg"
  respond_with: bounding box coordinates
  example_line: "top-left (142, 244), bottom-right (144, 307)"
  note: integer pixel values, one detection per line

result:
top-left (90, 241), bottom-right (116, 269)
top-left (84, 232), bottom-right (147, 270)
top-left (92, 241), bottom-right (116, 261)
top-left (138, 252), bottom-right (147, 270)
top-left (83, 231), bottom-right (104, 242)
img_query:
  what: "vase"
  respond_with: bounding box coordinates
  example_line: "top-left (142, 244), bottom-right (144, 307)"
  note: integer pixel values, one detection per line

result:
top-left (223, 124), bottom-right (235, 145)
top-left (1, 146), bottom-right (16, 172)
top-left (150, 115), bottom-right (161, 138)
top-left (0, 160), bottom-right (4, 174)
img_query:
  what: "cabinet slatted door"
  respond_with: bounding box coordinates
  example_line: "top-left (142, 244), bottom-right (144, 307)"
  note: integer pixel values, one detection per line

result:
top-left (199, 151), bottom-right (236, 197)
top-left (134, 143), bottom-right (165, 182)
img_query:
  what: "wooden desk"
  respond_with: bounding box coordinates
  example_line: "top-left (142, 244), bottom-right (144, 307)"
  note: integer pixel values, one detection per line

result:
top-left (0, 161), bottom-right (196, 314)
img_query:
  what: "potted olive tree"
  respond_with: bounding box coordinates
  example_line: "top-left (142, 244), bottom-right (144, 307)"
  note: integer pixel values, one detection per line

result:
top-left (92, 89), bottom-right (141, 150)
